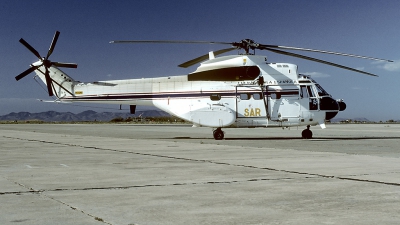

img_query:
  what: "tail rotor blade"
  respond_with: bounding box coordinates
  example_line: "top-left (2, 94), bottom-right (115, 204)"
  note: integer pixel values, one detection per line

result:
top-left (15, 65), bottom-right (40, 81)
top-left (44, 68), bottom-right (54, 96)
top-left (19, 38), bottom-right (42, 59)
top-left (47, 31), bottom-right (60, 59)
top-left (52, 62), bottom-right (78, 68)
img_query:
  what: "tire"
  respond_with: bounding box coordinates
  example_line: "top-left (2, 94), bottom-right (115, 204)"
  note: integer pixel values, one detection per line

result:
top-left (302, 129), bottom-right (313, 139)
top-left (213, 129), bottom-right (224, 140)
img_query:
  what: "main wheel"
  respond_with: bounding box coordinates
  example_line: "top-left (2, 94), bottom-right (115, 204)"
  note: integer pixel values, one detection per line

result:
top-left (213, 128), bottom-right (224, 140)
top-left (301, 129), bottom-right (313, 139)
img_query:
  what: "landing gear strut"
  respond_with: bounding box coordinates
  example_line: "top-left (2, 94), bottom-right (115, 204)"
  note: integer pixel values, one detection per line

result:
top-left (301, 125), bottom-right (313, 139)
top-left (213, 128), bottom-right (224, 140)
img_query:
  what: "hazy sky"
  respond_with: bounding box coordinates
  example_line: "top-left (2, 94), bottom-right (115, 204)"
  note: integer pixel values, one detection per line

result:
top-left (1, 1), bottom-right (399, 121)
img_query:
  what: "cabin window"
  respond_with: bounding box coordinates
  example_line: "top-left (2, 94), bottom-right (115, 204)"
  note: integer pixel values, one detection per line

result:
top-left (270, 92), bottom-right (281, 99)
top-left (210, 94), bottom-right (221, 101)
top-left (252, 93), bottom-right (262, 100)
top-left (239, 93), bottom-right (250, 100)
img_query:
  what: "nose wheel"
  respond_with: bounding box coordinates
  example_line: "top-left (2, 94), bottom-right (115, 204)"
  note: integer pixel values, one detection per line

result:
top-left (301, 125), bottom-right (313, 139)
top-left (213, 128), bottom-right (224, 140)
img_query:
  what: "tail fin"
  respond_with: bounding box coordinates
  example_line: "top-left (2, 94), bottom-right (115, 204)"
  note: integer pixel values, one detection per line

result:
top-left (34, 62), bottom-right (76, 98)
top-left (15, 31), bottom-right (78, 97)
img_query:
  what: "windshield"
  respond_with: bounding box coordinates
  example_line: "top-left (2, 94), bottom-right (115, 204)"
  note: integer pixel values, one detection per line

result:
top-left (308, 78), bottom-right (330, 96)
top-left (314, 83), bottom-right (330, 97)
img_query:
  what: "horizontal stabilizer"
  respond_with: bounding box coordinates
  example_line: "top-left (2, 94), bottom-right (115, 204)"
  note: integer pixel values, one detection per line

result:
top-left (38, 99), bottom-right (72, 103)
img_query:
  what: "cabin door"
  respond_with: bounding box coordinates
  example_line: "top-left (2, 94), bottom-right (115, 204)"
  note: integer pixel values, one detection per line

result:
top-left (268, 86), bottom-right (302, 121)
top-left (236, 86), bottom-right (267, 119)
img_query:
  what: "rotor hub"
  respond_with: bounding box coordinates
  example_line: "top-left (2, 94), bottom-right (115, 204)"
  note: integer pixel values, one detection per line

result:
top-left (231, 39), bottom-right (258, 54)
top-left (43, 59), bottom-right (52, 68)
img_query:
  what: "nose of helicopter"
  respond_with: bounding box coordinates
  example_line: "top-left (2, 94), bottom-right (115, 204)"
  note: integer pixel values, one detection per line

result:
top-left (320, 97), bottom-right (346, 120)
top-left (320, 97), bottom-right (340, 111)
top-left (337, 100), bottom-right (346, 111)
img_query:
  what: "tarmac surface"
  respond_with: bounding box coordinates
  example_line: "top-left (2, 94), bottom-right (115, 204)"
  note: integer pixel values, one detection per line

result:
top-left (1, 123), bottom-right (400, 224)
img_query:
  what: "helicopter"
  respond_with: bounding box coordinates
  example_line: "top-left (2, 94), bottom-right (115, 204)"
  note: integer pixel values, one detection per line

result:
top-left (15, 31), bottom-right (392, 140)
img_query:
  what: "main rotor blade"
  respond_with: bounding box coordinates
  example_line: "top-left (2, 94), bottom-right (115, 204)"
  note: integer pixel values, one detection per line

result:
top-left (47, 31), bottom-right (60, 59)
top-left (110, 40), bottom-right (232, 45)
top-left (260, 44), bottom-right (393, 62)
top-left (15, 65), bottom-right (40, 81)
top-left (52, 62), bottom-right (78, 68)
top-left (178, 47), bottom-right (236, 68)
top-left (263, 47), bottom-right (379, 77)
top-left (19, 38), bottom-right (42, 60)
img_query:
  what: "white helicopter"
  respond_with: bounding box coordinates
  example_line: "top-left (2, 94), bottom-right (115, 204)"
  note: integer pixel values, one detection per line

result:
top-left (16, 31), bottom-right (392, 140)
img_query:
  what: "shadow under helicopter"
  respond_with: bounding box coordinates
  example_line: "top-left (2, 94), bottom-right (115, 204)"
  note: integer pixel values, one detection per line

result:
top-left (172, 136), bottom-right (400, 141)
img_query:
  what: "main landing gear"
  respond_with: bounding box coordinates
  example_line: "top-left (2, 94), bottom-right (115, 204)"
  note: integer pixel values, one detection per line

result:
top-left (213, 127), bottom-right (224, 140)
top-left (301, 125), bottom-right (313, 139)
top-left (212, 126), bottom-right (312, 140)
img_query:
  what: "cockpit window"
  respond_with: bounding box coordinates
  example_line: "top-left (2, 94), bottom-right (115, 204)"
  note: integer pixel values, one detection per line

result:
top-left (307, 86), bottom-right (316, 97)
top-left (300, 86), bottom-right (308, 98)
top-left (309, 77), bottom-right (330, 97)
top-left (315, 83), bottom-right (330, 96)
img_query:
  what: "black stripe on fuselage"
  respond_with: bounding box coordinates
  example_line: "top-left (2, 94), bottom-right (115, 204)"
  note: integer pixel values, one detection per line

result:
top-left (63, 88), bottom-right (300, 101)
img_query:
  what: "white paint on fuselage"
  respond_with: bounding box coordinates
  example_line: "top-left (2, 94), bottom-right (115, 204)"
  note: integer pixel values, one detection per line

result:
top-left (33, 54), bottom-right (328, 128)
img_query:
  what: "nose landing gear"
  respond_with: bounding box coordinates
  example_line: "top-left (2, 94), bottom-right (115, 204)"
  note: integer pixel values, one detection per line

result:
top-left (213, 128), bottom-right (224, 140)
top-left (301, 125), bottom-right (313, 139)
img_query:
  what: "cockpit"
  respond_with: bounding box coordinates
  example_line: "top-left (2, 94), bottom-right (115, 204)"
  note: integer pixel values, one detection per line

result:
top-left (298, 74), bottom-right (346, 120)
top-left (298, 74), bottom-right (331, 97)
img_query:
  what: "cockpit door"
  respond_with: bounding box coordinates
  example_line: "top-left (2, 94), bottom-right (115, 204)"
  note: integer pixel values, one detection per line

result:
top-left (299, 84), bottom-right (320, 122)
top-left (300, 85), bottom-right (319, 111)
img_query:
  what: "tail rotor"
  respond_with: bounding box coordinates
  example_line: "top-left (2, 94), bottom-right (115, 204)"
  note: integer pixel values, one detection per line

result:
top-left (15, 31), bottom-right (78, 96)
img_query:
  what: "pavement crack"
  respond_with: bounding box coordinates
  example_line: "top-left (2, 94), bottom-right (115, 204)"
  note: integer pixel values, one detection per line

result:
top-left (1, 176), bottom-right (114, 224)
top-left (4, 136), bottom-right (400, 187)
top-left (337, 177), bottom-right (400, 186)
top-left (42, 192), bottom-right (113, 225)
top-left (1, 177), bottom-right (296, 196)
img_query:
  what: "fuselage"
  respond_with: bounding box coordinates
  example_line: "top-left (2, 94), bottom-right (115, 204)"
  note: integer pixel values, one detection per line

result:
top-left (33, 54), bottom-right (345, 128)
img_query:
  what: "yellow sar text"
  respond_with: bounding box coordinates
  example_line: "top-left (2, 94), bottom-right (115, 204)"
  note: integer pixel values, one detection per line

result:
top-left (244, 108), bottom-right (261, 117)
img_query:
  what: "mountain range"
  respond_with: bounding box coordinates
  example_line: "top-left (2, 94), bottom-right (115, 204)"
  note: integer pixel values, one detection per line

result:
top-left (1, 110), bottom-right (393, 123)
top-left (0, 110), bottom-right (170, 122)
